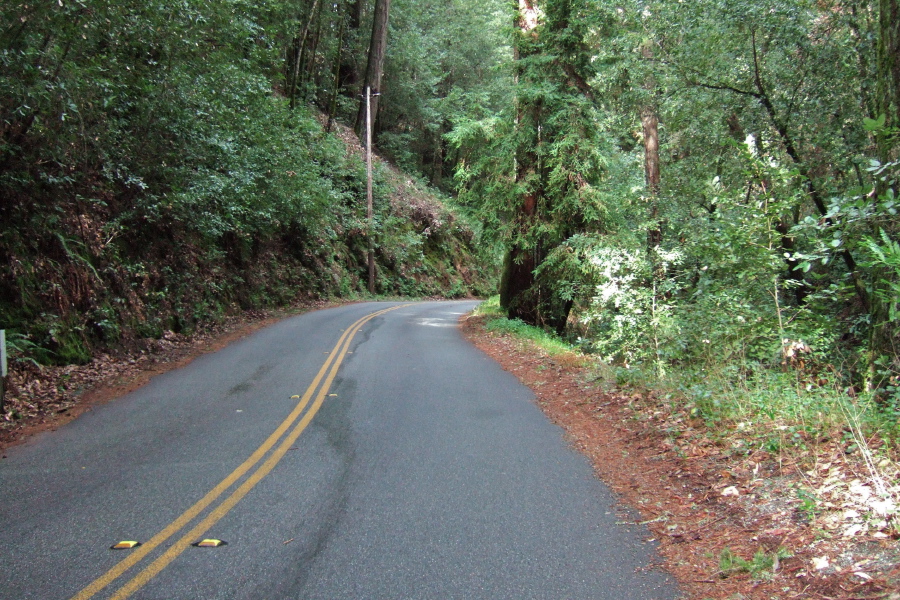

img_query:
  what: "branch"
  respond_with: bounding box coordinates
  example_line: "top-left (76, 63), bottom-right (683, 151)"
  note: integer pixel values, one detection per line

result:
top-left (690, 80), bottom-right (762, 99)
top-left (662, 57), bottom-right (762, 99)
top-left (785, 47), bottom-right (808, 120)
top-left (557, 61), bottom-right (595, 102)
top-left (749, 29), bottom-right (868, 309)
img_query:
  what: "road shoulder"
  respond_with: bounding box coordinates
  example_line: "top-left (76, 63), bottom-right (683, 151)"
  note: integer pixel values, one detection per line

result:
top-left (460, 313), bottom-right (899, 600)
top-left (0, 301), bottom-right (341, 452)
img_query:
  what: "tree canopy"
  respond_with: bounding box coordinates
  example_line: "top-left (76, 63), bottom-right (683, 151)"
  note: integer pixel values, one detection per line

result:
top-left (1, 0), bottom-right (898, 411)
top-left (442, 0), bottom-right (898, 406)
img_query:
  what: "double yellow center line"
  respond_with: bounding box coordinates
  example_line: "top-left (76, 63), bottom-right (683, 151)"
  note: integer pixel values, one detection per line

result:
top-left (72, 304), bottom-right (405, 600)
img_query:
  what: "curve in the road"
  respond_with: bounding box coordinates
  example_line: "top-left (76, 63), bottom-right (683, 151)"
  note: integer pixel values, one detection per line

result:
top-left (72, 304), bottom-right (406, 600)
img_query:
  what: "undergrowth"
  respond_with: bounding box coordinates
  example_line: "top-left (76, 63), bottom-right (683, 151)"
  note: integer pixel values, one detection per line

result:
top-left (475, 295), bottom-right (900, 530)
top-left (1, 113), bottom-right (495, 369)
top-left (476, 296), bottom-right (578, 358)
top-left (718, 547), bottom-right (793, 581)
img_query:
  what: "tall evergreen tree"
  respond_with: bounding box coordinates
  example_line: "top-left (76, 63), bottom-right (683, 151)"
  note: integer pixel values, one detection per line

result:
top-left (355, 0), bottom-right (391, 137)
top-left (454, 0), bottom-right (611, 331)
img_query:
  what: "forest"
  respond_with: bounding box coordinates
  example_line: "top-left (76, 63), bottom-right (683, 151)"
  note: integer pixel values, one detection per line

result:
top-left (1, 0), bottom-right (899, 438)
top-left (449, 0), bottom-right (900, 441)
top-left (0, 0), bottom-right (499, 368)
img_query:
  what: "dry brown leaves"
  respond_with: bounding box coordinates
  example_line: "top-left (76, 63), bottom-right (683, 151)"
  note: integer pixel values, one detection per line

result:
top-left (0, 301), bottom-right (337, 451)
top-left (460, 314), bottom-right (900, 600)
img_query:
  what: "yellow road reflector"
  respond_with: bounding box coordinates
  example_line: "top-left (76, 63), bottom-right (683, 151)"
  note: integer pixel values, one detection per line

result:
top-left (328, 394), bottom-right (337, 397)
top-left (111, 541), bottom-right (140, 550)
top-left (290, 395), bottom-right (300, 399)
top-left (193, 539), bottom-right (226, 548)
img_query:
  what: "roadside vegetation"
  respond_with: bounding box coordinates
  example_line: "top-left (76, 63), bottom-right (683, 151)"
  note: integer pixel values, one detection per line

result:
top-left (452, 0), bottom-right (900, 431)
top-left (0, 0), bottom-right (498, 375)
top-left (1, 0), bottom-right (898, 591)
top-left (472, 295), bottom-right (900, 595)
top-left (454, 0), bottom-right (900, 576)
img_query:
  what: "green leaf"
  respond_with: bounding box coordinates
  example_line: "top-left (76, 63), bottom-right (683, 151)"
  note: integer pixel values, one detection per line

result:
top-left (863, 113), bottom-right (886, 132)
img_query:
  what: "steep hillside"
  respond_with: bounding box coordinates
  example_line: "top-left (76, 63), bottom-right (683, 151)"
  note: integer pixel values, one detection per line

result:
top-left (0, 105), bottom-right (496, 441)
top-left (0, 109), bottom-right (494, 371)
top-left (0, 0), bottom-right (497, 375)
top-left (324, 117), bottom-right (495, 299)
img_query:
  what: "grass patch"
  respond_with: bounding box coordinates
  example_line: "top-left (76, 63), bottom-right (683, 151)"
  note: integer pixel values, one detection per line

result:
top-left (718, 547), bottom-right (792, 581)
top-left (476, 296), bottom-right (581, 360)
top-left (485, 318), bottom-right (573, 355)
top-left (471, 294), bottom-right (504, 317)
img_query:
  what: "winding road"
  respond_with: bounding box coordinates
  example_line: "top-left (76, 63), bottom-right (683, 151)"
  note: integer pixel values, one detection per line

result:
top-left (0, 301), bottom-right (678, 599)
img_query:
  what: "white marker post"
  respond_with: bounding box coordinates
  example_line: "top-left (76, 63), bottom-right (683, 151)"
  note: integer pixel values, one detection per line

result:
top-left (365, 86), bottom-right (374, 295)
top-left (0, 330), bottom-right (6, 410)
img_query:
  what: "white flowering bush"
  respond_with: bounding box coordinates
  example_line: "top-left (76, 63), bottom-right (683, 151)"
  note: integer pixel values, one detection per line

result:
top-left (578, 245), bottom-right (683, 374)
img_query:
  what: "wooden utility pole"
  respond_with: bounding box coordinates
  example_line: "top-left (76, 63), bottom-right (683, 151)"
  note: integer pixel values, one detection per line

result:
top-left (366, 86), bottom-right (375, 294)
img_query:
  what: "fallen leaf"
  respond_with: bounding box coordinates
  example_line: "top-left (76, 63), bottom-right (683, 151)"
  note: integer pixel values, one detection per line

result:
top-left (843, 523), bottom-right (864, 537)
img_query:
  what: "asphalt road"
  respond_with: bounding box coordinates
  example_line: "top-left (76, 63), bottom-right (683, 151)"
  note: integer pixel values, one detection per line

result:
top-left (0, 301), bottom-right (679, 599)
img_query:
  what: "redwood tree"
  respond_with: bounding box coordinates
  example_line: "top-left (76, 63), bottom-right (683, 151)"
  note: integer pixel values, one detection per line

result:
top-left (457, 0), bottom-right (611, 332)
top-left (499, 0), bottom-right (542, 326)
top-left (355, 0), bottom-right (391, 138)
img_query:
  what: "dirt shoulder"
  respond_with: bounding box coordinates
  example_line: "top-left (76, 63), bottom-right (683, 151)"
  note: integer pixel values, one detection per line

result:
top-left (461, 314), bottom-right (900, 600)
top-left (0, 300), bottom-right (341, 452)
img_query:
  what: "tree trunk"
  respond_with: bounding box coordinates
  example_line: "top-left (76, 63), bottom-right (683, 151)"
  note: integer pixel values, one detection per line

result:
top-left (430, 131), bottom-right (444, 187)
top-left (500, 0), bottom-right (540, 322)
top-left (354, 0), bottom-right (391, 138)
top-left (289, 0), bottom-right (321, 110)
top-left (303, 0), bottom-right (325, 102)
top-left (642, 106), bottom-right (661, 252)
top-left (866, 0), bottom-right (900, 390)
top-left (338, 0), bottom-right (365, 96)
top-left (877, 0), bottom-right (900, 133)
top-left (326, 4), bottom-right (346, 132)
top-left (499, 248), bottom-right (538, 324)
top-left (641, 38), bottom-right (663, 291)
top-left (847, 2), bottom-right (877, 120)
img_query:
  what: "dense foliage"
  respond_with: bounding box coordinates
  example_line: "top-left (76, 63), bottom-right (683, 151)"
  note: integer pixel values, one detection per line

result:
top-left (0, 0), bottom-right (493, 366)
top-left (445, 0), bottom-right (900, 431)
top-left (2, 0), bottom-right (899, 435)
